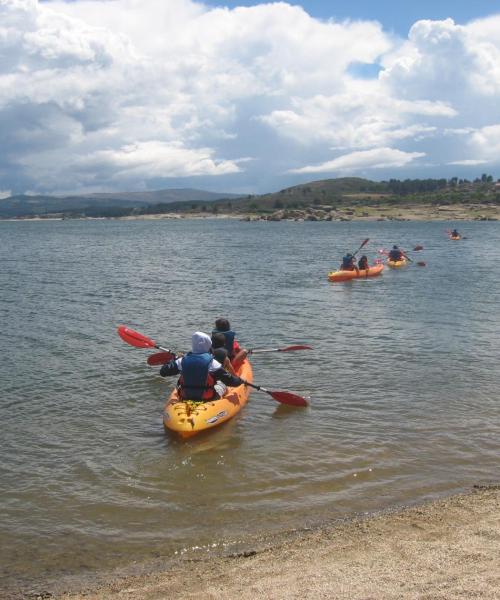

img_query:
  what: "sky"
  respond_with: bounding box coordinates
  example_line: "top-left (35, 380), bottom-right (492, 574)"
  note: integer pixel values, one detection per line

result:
top-left (1, 0), bottom-right (500, 197)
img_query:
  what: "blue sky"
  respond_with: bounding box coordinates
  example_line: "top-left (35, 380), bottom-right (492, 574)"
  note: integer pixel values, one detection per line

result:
top-left (206, 1), bottom-right (500, 36)
top-left (1, 0), bottom-right (500, 197)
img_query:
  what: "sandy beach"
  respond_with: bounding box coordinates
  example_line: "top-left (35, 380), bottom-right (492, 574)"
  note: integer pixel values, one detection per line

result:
top-left (12, 485), bottom-right (495, 600)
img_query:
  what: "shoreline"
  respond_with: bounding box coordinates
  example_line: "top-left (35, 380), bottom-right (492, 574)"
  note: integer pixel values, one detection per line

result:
top-left (2, 203), bottom-right (500, 222)
top-left (12, 485), bottom-right (499, 600)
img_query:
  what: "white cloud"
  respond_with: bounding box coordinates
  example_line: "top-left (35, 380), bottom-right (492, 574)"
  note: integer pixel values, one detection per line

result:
top-left (289, 147), bottom-right (425, 174)
top-left (0, 2), bottom-right (500, 195)
top-left (448, 159), bottom-right (489, 166)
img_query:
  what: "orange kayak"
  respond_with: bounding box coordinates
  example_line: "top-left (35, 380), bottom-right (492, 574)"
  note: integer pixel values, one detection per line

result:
top-left (163, 359), bottom-right (252, 438)
top-left (328, 263), bottom-right (384, 282)
top-left (450, 235), bottom-right (461, 240)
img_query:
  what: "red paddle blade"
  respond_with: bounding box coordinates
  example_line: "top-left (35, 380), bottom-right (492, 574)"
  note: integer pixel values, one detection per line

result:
top-left (278, 345), bottom-right (313, 352)
top-left (269, 391), bottom-right (309, 407)
top-left (417, 261), bottom-right (427, 267)
top-left (147, 351), bottom-right (175, 365)
top-left (413, 245), bottom-right (424, 251)
top-left (117, 325), bottom-right (156, 349)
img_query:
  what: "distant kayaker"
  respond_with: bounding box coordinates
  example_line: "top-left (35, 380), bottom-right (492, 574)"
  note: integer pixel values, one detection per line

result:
top-left (358, 255), bottom-right (369, 270)
top-left (160, 332), bottom-right (243, 401)
top-left (340, 253), bottom-right (358, 271)
top-left (212, 317), bottom-right (241, 359)
top-left (388, 245), bottom-right (404, 261)
top-left (451, 229), bottom-right (459, 237)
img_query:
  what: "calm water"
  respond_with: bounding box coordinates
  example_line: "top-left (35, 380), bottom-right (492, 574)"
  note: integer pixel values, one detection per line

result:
top-left (1, 218), bottom-right (499, 591)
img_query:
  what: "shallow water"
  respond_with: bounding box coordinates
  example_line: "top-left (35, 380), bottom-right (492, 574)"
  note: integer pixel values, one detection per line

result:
top-left (1, 218), bottom-right (499, 590)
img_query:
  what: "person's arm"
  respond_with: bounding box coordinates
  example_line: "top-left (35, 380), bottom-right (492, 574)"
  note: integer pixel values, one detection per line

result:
top-left (160, 357), bottom-right (181, 377)
top-left (212, 367), bottom-right (244, 388)
top-left (231, 348), bottom-right (249, 370)
top-left (224, 356), bottom-right (237, 375)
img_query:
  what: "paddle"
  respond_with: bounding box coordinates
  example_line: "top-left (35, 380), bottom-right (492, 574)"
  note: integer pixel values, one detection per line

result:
top-left (146, 344), bottom-right (312, 365)
top-left (117, 325), bottom-right (172, 353)
top-left (351, 238), bottom-right (369, 257)
top-left (147, 351), bottom-right (176, 365)
top-left (250, 345), bottom-right (313, 354)
top-left (239, 379), bottom-right (309, 407)
top-left (413, 245), bottom-right (424, 251)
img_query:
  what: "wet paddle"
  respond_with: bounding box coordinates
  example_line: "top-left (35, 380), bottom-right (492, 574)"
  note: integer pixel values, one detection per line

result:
top-left (239, 379), bottom-right (309, 407)
top-left (250, 345), bottom-right (312, 354)
top-left (117, 326), bottom-right (172, 353)
top-left (147, 351), bottom-right (176, 365)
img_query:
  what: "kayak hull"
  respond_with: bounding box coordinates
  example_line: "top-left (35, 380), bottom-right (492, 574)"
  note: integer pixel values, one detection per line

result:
top-left (387, 258), bottom-right (407, 268)
top-left (163, 359), bottom-right (252, 438)
top-left (328, 263), bottom-right (384, 282)
top-left (450, 235), bottom-right (461, 240)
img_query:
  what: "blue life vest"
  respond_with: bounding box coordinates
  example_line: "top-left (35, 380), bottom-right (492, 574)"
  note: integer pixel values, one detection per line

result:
top-left (341, 255), bottom-right (354, 269)
top-left (179, 352), bottom-right (215, 401)
top-left (212, 329), bottom-right (236, 358)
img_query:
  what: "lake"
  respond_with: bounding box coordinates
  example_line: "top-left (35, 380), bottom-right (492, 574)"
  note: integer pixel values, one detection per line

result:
top-left (1, 217), bottom-right (499, 592)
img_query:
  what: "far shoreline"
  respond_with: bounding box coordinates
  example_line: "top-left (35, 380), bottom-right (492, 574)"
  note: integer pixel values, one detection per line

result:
top-left (2, 202), bottom-right (500, 223)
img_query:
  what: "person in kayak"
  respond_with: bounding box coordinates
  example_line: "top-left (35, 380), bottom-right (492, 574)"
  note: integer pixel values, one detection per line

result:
top-left (388, 245), bottom-right (404, 261)
top-left (211, 332), bottom-right (236, 374)
top-left (160, 331), bottom-right (243, 401)
top-left (340, 253), bottom-right (358, 271)
top-left (212, 324), bottom-right (249, 370)
top-left (451, 229), bottom-right (460, 237)
top-left (358, 255), bottom-right (369, 270)
top-left (212, 317), bottom-right (241, 359)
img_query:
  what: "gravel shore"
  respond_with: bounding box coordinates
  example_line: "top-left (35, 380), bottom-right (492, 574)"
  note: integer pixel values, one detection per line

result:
top-left (36, 485), bottom-right (499, 600)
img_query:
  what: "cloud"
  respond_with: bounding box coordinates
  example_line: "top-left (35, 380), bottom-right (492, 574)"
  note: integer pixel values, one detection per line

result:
top-left (448, 159), bottom-right (489, 166)
top-left (0, 2), bottom-right (500, 195)
top-left (289, 147), bottom-right (425, 174)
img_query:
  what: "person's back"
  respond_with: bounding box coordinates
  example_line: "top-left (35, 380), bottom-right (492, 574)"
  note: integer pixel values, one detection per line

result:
top-left (211, 332), bottom-right (236, 375)
top-left (212, 317), bottom-right (240, 359)
top-left (388, 246), bottom-right (403, 261)
top-left (451, 229), bottom-right (459, 237)
top-left (358, 255), bottom-right (369, 270)
top-left (340, 253), bottom-right (356, 271)
top-left (160, 331), bottom-right (243, 401)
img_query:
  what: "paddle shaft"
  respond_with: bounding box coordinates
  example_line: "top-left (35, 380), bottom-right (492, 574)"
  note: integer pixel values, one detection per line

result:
top-left (239, 378), bottom-right (309, 407)
top-left (351, 238), bottom-right (369, 257)
top-left (249, 345), bottom-right (312, 354)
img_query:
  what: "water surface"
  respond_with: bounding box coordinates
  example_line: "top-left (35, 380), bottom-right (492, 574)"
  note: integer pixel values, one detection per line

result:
top-left (1, 218), bottom-right (499, 590)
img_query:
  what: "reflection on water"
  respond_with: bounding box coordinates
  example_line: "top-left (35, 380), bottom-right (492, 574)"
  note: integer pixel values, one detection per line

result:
top-left (1, 218), bottom-right (499, 590)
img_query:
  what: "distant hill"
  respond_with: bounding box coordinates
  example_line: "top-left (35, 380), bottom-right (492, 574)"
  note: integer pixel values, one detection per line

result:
top-left (0, 188), bottom-right (241, 218)
top-left (2, 176), bottom-right (498, 219)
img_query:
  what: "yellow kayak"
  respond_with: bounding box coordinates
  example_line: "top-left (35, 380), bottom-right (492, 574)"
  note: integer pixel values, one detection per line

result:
top-left (163, 359), bottom-right (253, 438)
top-left (387, 258), bottom-right (407, 268)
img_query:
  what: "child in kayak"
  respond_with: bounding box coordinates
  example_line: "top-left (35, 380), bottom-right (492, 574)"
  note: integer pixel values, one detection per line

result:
top-left (212, 332), bottom-right (249, 372)
top-left (358, 255), bottom-right (369, 270)
top-left (160, 332), bottom-right (243, 401)
top-left (451, 229), bottom-right (460, 238)
top-left (212, 317), bottom-right (241, 359)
